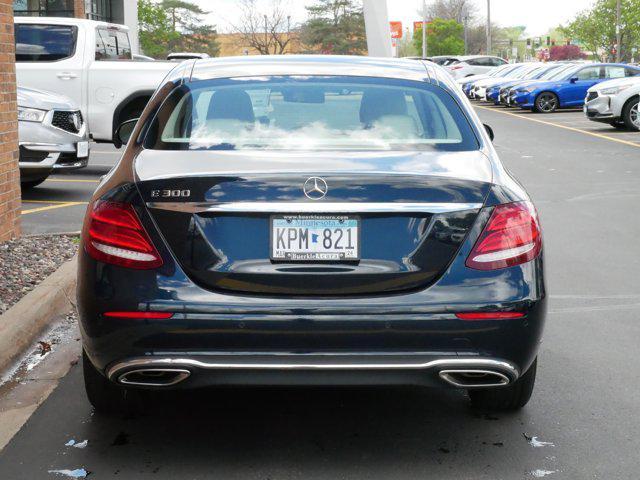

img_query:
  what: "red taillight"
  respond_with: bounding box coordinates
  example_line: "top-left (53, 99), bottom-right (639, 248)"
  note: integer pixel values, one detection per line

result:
top-left (466, 201), bottom-right (542, 271)
top-left (455, 312), bottom-right (525, 320)
top-left (84, 201), bottom-right (163, 270)
top-left (449, 65), bottom-right (464, 70)
top-left (103, 311), bottom-right (173, 319)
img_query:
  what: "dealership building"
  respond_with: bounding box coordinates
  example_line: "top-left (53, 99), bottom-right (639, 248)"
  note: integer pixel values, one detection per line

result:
top-left (12, 0), bottom-right (139, 52)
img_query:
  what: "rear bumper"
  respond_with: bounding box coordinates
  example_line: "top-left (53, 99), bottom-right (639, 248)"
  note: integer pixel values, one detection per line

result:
top-left (105, 353), bottom-right (520, 389)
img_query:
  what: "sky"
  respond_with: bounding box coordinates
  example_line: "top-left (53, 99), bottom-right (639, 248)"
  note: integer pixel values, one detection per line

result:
top-left (197, 0), bottom-right (596, 37)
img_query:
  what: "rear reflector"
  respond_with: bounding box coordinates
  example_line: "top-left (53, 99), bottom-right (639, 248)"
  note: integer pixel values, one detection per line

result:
top-left (455, 312), bottom-right (525, 320)
top-left (103, 311), bottom-right (173, 319)
top-left (466, 201), bottom-right (542, 270)
top-left (84, 201), bottom-right (163, 269)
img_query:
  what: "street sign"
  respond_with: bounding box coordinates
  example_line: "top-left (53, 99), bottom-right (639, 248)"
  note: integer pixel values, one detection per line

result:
top-left (413, 21), bottom-right (432, 31)
top-left (390, 21), bottom-right (403, 39)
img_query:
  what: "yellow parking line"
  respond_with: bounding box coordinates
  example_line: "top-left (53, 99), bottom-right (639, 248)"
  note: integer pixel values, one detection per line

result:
top-left (476, 105), bottom-right (640, 148)
top-left (44, 178), bottom-right (99, 183)
top-left (22, 199), bottom-right (81, 204)
top-left (22, 201), bottom-right (88, 215)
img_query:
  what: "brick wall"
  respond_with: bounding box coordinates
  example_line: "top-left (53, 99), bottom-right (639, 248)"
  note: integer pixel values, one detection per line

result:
top-left (74, 0), bottom-right (85, 19)
top-left (0, 0), bottom-right (20, 242)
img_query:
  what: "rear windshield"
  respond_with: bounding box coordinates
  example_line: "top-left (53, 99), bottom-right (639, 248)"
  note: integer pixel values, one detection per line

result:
top-left (144, 76), bottom-right (479, 152)
top-left (15, 24), bottom-right (77, 62)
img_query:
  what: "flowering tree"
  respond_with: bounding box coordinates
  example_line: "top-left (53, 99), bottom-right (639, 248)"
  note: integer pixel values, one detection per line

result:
top-left (548, 44), bottom-right (587, 61)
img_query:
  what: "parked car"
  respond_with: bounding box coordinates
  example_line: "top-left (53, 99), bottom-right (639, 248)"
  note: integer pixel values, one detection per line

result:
top-left (499, 63), bottom-right (579, 106)
top-left (485, 64), bottom-right (553, 103)
top-left (584, 76), bottom-right (640, 130)
top-left (510, 63), bottom-right (640, 113)
top-left (78, 55), bottom-right (546, 414)
top-left (14, 17), bottom-right (176, 144)
top-left (458, 63), bottom-right (524, 95)
top-left (446, 55), bottom-right (508, 79)
top-left (17, 86), bottom-right (89, 189)
top-left (469, 63), bottom-right (540, 100)
top-left (167, 52), bottom-right (210, 61)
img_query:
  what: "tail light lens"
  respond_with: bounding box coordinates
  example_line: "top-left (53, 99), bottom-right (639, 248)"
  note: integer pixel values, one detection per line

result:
top-left (466, 201), bottom-right (542, 270)
top-left (84, 201), bottom-right (163, 269)
top-left (449, 65), bottom-right (464, 70)
top-left (456, 312), bottom-right (525, 320)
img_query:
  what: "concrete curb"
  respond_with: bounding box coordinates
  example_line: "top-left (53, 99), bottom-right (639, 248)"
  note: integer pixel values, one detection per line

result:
top-left (0, 255), bottom-right (77, 373)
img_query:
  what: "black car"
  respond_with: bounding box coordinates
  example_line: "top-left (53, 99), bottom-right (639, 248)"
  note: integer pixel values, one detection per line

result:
top-left (78, 55), bottom-right (546, 413)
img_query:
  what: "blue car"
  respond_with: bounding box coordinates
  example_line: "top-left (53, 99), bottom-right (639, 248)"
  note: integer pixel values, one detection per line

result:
top-left (512, 63), bottom-right (640, 113)
top-left (486, 64), bottom-right (562, 104)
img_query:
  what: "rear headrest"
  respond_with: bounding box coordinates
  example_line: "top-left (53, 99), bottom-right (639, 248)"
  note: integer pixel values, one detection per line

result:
top-left (359, 89), bottom-right (408, 125)
top-left (207, 89), bottom-right (255, 123)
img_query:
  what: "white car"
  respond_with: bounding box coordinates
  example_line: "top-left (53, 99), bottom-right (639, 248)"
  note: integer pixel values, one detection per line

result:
top-left (584, 76), bottom-right (640, 130)
top-left (18, 87), bottom-right (89, 188)
top-left (15, 17), bottom-right (177, 144)
top-left (446, 55), bottom-right (508, 79)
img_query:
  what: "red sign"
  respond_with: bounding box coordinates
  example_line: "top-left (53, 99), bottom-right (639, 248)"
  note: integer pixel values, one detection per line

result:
top-left (414, 21), bottom-right (432, 31)
top-left (390, 21), bottom-right (403, 39)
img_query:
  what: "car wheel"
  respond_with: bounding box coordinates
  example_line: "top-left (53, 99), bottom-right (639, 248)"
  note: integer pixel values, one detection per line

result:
top-left (622, 97), bottom-right (640, 131)
top-left (20, 176), bottom-right (48, 190)
top-left (534, 92), bottom-right (558, 113)
top-left (468, 358), bottom-right (537, 411)
top-left (83, 350), bottom-right (131, 414)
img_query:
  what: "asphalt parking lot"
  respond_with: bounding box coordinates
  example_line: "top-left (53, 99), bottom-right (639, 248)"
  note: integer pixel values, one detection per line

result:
top-left (3, 104), bottom-right (640, 479)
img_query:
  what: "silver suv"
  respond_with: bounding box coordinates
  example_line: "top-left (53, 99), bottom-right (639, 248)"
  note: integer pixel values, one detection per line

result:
top-left (18, 87), bottom-right (89, 189)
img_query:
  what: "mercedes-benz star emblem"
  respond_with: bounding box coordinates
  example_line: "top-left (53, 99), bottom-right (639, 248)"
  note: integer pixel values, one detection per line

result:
top-left (303, 177), bottom-right (328, 200)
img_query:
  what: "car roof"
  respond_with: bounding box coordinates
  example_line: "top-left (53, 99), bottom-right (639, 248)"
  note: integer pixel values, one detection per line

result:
top-left (189, 55), bottom-right (455, 87)
top-left (14, 15), bottom-right (129, 31)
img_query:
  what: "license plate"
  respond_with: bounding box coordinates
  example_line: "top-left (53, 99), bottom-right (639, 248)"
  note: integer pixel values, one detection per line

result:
top-left (77, 141), bottom-right (89, 158)
top-left (271, 215), bottom-right (360, 261)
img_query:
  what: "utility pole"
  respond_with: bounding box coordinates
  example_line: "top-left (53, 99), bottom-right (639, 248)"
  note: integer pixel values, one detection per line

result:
top-left (486, 0), bottom-right (491, 55)
top-left (615, 0), bottom-right (621, 62)
top-left (463, 14), bottom-right (469, 55)
top-left (264, 14), bottom-right (268, 55)
top-left (422, 0), bottom-right (427, 59)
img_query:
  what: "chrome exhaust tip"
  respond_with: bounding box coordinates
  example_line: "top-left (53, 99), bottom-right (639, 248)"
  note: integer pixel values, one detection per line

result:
top-left (438, 369), bottom-right (510, 388)
top-left (117, 369), bottom-right (191, 387)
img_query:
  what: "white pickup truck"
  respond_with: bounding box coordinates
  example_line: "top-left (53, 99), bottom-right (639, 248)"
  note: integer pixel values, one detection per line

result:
top-left (15, 17), bottom-right (176, 145)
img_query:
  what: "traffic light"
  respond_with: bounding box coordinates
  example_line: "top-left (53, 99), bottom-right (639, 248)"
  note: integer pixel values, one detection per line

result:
top-left (526, 38), bottom-right (531, 47)
top-left (546, 36), bottom-right (550, 46)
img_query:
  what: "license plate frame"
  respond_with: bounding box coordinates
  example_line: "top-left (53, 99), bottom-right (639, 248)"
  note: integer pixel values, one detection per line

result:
top-left (270, 214), bottom-right (360, 262)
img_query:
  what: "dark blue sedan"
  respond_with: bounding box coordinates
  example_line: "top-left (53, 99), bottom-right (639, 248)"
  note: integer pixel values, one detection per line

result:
top-left (512, 63), bottom-right (640, 112)
top-left (77, 56), bottom-right (546, 414)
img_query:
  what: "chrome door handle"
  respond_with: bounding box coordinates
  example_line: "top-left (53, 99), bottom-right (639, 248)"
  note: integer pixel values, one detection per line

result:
top-left (56, 72), bottom-right (78, 80)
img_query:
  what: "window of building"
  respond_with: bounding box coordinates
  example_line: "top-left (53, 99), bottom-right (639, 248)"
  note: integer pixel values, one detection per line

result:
top-left (85, 0), bottom-right (112, 21)
top-left (13, 0), bottom-right (75, 17)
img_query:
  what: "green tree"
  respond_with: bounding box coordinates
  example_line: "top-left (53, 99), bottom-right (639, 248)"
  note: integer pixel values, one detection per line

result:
top-left (138, 0), bottom-right (179, 58)
top-left (413, 18), bottom-right (464, 56)
top-left (300, 0), bottom-right (367, 55)
top-left (561, 0), bottom-right (640, 61)
top-left (138, 0), bottom-right (220, 58)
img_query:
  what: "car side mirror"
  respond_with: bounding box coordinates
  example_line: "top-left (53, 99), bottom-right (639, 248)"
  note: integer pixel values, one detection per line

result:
top-left (483, 124), bottom-right (495, 142)
top-left (570, 77), bottom-right (578, 84)
top-left (114, 118), bottom-right (139, 149)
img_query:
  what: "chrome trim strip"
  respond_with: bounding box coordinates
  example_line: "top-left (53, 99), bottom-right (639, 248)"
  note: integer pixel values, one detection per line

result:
top-left (107, 357), bottom-right (518, 383)
top-left (438, 369), bottom-right (510, 388)
top-left (118, 368), bottom-right (191, 387)
top-left (146, 201), bottom-right (483, 215)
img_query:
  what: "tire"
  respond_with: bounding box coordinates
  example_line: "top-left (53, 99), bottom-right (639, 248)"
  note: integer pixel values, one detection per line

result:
top-left (621, 97), bottom-right (640, 131)
top-left (534, 92), bottom-right (559, 113)
top-left (468, 358), bottom-right (537, 411)
top-left (83, 350), bottom-right (130, 414)
top-left (20, 176), bottom-right (48, 190)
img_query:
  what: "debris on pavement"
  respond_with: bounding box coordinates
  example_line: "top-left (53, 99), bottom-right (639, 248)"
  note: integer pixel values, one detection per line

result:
top-left (65, 439), bottom-right (88, 449)
top-left (524, 433), bottom-right (555, 447)
top-left (47, 468), bottom-right (89, 478)
top-left (529, 469), bottom-right (557, 477)
top-left (0, 234), bottom-right (77, 315)
top-left (38, 341), bottom-right (52, 355)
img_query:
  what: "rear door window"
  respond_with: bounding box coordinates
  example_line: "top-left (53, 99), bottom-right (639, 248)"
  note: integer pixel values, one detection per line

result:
top-left (95, 28), bottom-right (132, 60)
top-left (575, 67), bottom-right (602, 80)
top-left (15, 24), bottom-right (77, 62)
top-left (605, 66), bottom-right (626, 79)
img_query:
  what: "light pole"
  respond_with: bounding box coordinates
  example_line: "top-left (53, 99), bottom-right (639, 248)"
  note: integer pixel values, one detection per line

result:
top-left (422, 0), bottom-right (427, 59)
top-left (264, 14), bottom-right (268, 55)
top-left (463, 14), bottom-right (469, 55)
top-left (615, 0), bottom-right (621, 62)
top-left (486, 0), bottom-right (491, 55)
